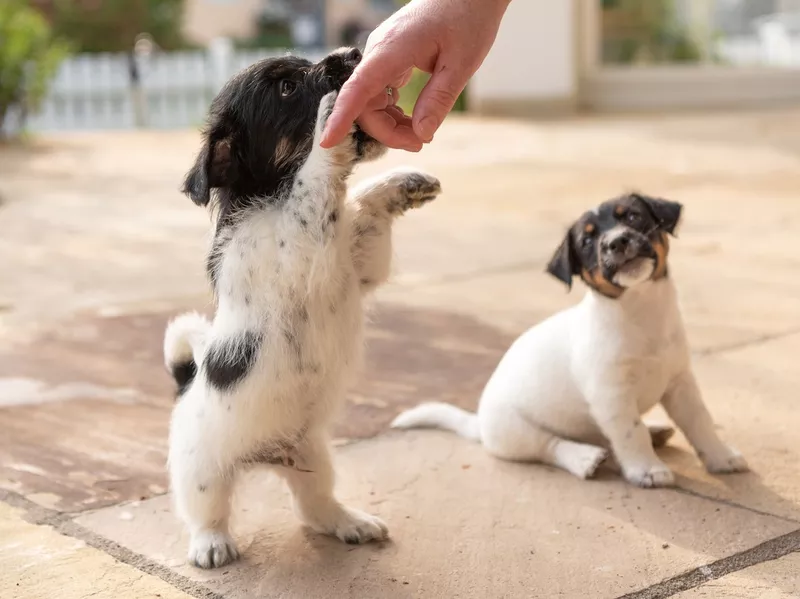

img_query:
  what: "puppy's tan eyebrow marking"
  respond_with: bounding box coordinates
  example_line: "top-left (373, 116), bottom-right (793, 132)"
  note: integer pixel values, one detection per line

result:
top-left (584, 223), bottom-right (595, 235)
top-left (614, 204), bottom-right (626, 216)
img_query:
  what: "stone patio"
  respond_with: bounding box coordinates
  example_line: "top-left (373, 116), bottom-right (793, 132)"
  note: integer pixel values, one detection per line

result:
top-left (1, 108), bottom-right (799, 598)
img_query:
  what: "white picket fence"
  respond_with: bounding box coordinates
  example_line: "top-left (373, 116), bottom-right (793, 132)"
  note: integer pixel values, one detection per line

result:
top-left (18, 41), bottom-right (328, 133)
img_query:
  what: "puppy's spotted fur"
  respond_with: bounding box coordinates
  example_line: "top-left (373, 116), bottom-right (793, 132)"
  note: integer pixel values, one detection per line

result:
top-left (163, 48), bottom-right (441, 569)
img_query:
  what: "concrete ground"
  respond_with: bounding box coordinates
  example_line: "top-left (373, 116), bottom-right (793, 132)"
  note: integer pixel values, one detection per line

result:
top-left (1, 108), bottom-right (800, 599)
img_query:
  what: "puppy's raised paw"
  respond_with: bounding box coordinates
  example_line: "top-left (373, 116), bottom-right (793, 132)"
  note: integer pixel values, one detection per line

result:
top-left (388, 170), bottom-right (442, 214)
top-left (702, 447), bottom-right (749, 474)
top-left (189, 529), bottom-right (239, 569)
top-left (624, 463), bottom-right (675, 488)
top-left (315, 91), bottom-right (338, 138)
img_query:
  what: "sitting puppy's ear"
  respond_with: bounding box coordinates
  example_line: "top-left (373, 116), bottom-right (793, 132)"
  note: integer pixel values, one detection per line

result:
top-left (182, 137), bottom-right (233, 206)
top-left (635, 194), bottom-right (683, 236)
top-left (546, 230), bottom-right (578, 290)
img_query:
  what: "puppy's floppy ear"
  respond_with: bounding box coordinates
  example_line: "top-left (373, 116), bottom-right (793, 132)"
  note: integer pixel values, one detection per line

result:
top-left (182, 137), bottom-right (233, 206)
top-left (636, 193), bottom-right (683, 236)
top-left (546, 229), bottom-right (578, 290)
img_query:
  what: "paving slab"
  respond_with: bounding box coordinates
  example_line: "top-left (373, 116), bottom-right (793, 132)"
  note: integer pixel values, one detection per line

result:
top-left (3, 108), bottom-right (800, 597)
top-left (0, 300), bottom-right (513, 512)
top-left (676, 552), bottom-right (800, 598)
top-left (76, 431), bottom-right (796, 599)
top-left (0, 501), bottom-right (193, 599)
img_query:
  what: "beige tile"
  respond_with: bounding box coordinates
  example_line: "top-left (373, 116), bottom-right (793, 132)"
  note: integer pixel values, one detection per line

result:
top-left (77, 432), bottom-right (795, 599)
top-left (677, 552), bottom-right (800, 598)
top-left (0, 502), bottom-right (191, 599)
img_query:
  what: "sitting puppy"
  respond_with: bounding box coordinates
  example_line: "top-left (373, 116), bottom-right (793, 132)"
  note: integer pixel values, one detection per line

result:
top-left (163, 48), bottom-right (441, 568)
top-left (392, 193), bottom-right (748, 488)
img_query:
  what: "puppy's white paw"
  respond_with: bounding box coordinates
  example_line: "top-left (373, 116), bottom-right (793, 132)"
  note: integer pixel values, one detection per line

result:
top-left (703, 447), bottom-right (749, 474)
top-left (568, 446), bottom-right (609, 480)
top-left (305, 504), bottom-right (388, 544)
top-left (624, 463), bottom-right (675, 488)
top-left (387, 170), bottom-right (442, 214)
top-left (188, 529), bottom-right (239, 569)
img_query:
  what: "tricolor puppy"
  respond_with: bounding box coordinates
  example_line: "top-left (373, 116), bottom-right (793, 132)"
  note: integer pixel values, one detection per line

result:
top-left (163, 47), bottom-right (441, 568)
top-left (392, 193), bottom-right (748, 487)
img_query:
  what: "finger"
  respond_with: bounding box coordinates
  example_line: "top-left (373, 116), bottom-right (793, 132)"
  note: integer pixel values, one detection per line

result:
top-left (357, 108), bottom-right (423, 152)
top-left (412, 63), bottom-right (466, 142)
top-left (391, 68), bottom-right (413, 90)
top-left (366, 90), bottom-right (391, 111)
top-left (320, 52), bottom-right (408, 148)
top-left (384, 104), bottom-right (413, 126)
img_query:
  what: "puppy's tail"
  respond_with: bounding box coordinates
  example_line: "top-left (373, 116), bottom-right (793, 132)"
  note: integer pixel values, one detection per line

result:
top-left (163, 312), bottom-right (211, 397)
top-left (390, 402), bottom-right (481, 442)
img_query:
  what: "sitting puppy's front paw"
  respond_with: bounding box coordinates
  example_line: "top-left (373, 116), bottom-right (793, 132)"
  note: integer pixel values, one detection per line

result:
top-left (388, 170), bottom-right (442, 214)
top-left (624, 463), bottom-right (675, 488)
top-left (188, 529), bottom-right (239, 569)
top-left (702, 447), bottom-right (749, 474)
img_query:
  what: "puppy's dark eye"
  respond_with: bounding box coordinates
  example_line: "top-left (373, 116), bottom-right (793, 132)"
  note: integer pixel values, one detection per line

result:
top-left (280, 80), bottom-right (296, 98)
top-left (626, 211), bottom-right (642, 225)
top-left (581, 236), bottom-right (594, 248)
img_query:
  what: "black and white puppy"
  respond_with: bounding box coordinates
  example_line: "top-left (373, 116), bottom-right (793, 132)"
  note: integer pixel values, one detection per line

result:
top-left (393, 193), bottom-right (748, 487)
top-left (163, 48), bottom-right (441, 568)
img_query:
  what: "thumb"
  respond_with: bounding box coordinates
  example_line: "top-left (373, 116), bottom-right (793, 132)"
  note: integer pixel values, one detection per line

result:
top-left (412, 64), bottom-right (465, 143)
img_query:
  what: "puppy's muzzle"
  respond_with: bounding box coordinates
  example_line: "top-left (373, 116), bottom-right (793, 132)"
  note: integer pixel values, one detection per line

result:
top-left (600, 228), bottom-right (655, 274)
top-left (323, 48), bottom-right (362, 88)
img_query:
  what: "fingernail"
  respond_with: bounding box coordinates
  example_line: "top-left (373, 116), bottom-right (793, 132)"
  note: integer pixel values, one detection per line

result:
top-left (418, 116), bottom-right (438, 143)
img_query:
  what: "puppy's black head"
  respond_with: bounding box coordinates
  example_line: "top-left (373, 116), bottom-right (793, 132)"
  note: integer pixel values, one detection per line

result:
top-left (183, 47), bottom-right (375, 210)
top-left (546, 193), bottom-right (682, 298)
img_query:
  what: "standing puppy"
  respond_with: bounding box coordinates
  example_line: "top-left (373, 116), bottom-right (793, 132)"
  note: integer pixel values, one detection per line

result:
top-left (392, 193), bottom-right (748, 487)
top-left (164, 48), bottom-right (441, 568)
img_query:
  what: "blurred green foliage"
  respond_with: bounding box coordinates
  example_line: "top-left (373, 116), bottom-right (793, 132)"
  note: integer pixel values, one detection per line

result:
top-left (398, 69), bottom-right (467, 115)
top-left (601, 0), bottom-right (703, 64)
top-left (50, 0), bottom-right (188, 53)
top-left (0, 0), bottom-right (71, 136)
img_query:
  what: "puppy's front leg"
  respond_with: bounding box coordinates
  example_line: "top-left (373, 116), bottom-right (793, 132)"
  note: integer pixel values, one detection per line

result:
top-left (661, 371), bottom-right (748, 474)
top-left (348, 169), bottom-right (441, 293)
top-left (276, 431), bottom-right (388, 544)
top-left (587, 388), bottom-right (675, 488)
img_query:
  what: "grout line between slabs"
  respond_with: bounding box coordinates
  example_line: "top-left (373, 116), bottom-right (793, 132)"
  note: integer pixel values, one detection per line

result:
top-left (672, 487), bottom-right (800, 526)
top-left (694, 326), bottom-right (800, 358)
top-left (616, 528), bottom-right (800, 599)
top-left (0, 489), bottom-right (220, 599)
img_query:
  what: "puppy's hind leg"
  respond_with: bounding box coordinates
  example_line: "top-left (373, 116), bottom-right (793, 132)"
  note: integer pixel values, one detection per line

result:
top-left (276, 430), bottom-right (388, 544)
top-left (482, 413), bottom-right (608, 480)
top-left (169, 403), bottom-right (239, 569)
top-left (347, 169), bottom-right (441, 294)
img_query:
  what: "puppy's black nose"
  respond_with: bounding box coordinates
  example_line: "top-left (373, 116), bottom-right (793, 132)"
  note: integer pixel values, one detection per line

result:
top-left (344, 48), bottom-right (362, 66)
top-left (608, 235), bottom-right (630, 254)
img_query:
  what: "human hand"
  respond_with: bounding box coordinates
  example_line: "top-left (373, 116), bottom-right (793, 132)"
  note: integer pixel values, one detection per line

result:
top-left (320, 0), bottom-right (512, 152)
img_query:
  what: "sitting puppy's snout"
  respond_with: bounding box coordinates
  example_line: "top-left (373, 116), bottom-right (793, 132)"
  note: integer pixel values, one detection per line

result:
top-left (602, 229), bottom-right (652, 262)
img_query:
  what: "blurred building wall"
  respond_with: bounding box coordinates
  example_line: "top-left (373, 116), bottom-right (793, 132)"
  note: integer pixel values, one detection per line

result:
top-left (469, 0), bottom-right (578, 117)
top-left (183, 0), bottom-right (263, 44)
